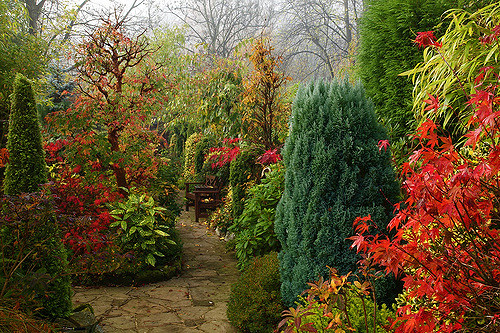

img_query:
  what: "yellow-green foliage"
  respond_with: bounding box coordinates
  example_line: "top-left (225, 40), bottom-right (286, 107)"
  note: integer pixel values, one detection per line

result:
top-left (182, 132), bottom-right (203, 182)
top-left (404, 2), bottom-right (500, 137)
top-left (2, 75), bottom-right (72, 319)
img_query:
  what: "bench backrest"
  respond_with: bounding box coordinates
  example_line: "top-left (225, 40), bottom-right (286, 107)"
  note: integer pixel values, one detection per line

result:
top-left (205, 175), bottom-right (217, 188)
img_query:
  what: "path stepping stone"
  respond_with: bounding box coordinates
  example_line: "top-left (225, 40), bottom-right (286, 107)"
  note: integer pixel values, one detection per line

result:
top-left (72, 205), bottom-right (239, 332)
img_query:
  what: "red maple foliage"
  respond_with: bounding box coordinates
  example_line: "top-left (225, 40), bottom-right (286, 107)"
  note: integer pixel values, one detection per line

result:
top-left (350, 68), bottom-right (500, 332)
top-left (0, 148), bottom-right (8, 167)
top-left (208, 138), bottom-right (241, 169)
top-left (480, 24), bottom-right (500, 45)
top-left (414, 31), bottom-right (442, 48)
top-left (257, 148), bottom-right (282, 165)
top-left (47, 163), bottom-right (121, 256)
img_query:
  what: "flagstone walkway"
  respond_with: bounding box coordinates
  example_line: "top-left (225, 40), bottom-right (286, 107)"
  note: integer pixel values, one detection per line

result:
top-left (72, 206), bottom-right (239, 333)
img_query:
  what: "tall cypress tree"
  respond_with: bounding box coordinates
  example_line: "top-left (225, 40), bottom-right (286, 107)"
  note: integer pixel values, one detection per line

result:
top-left (275, 80), bottom-right (400, 306)
top-left (4, 73), bottom-right (47, 195)
top-left (3, 73), bottom-right (72, 318)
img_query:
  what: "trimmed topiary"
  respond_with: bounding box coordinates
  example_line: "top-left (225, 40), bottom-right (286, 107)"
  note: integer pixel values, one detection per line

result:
top-left (3, 74), bottom-right (47, 195)
top-left (3, 74), bottom-right (71, 318)
top-left (182, 132), bottom-right (203, 183)
top-left (275, 80), bottom-right (400, 307)
top-left (227, 252), bottom-right (283, 333)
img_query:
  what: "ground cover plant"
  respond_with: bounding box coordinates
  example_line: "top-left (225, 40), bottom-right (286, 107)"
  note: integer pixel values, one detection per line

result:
top-left (279, 268), bottom-right (394, 333)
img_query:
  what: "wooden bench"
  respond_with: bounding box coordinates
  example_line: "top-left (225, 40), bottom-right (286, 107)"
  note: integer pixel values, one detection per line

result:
top-left (185, 176), bottom-right (222, 222)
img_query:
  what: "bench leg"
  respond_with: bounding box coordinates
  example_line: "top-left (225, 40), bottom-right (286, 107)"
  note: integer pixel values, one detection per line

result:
top-left (195, 194), bottom-right (200, 222)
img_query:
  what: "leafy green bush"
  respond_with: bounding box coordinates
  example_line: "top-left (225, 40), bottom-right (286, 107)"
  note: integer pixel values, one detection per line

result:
top-left (275, 80), bottom-right (400, 307)
top-left (109, 191), bottom-right (180, 267)
top-left (4, 73), bottom-right (47, 195)
top-left (231, 164), bottom-right (284, 268)
top-left (227, 252), bottom-right (283, 333)
top-left (229, 147), bottom-right (260, 220)
top-left (152, 155), bottom-right (181, 219)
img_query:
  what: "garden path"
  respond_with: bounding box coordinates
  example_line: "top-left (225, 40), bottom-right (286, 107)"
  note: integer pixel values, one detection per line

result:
top-left (72, 202), bottom-right (239, 333)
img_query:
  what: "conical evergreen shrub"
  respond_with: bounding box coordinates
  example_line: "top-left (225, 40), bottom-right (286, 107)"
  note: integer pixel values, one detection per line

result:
top-left (275, 80), bottom-right (400, 306)
top-left (4, 74), bottom-right (47, 195)
top-left (3, 73), bottom-right (72, 318)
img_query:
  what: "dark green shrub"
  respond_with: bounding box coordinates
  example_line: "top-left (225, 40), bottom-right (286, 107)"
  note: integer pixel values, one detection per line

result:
top-left (193, 136), bottom-right (215, 179)
top-left (0, 192), bottom-right (72, 319)
top-left (231, 164), bottom-right (284, 268)
top-left (229, 147), bottom-right (260, 220)
top-left (3, 74), bottom-right (47, 195)
top-left (275, 80), bottom-right (400, 307)
top-left (227, 252), bottom-right (283, 333)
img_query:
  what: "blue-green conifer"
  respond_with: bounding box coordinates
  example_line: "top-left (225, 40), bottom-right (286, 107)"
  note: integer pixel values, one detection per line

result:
top-left (275, 80), bottom-right (399, 306)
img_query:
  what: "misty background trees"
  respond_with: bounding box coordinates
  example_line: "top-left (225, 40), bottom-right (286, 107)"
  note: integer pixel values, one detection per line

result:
top-left (0, 0), bottom-right (363, 144)
top-left (2, 0), bottom-right (478, 154)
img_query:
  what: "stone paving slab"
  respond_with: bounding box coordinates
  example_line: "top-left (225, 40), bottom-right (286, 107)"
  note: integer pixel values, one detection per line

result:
top-left (72, 206), bottom-right (239, 332)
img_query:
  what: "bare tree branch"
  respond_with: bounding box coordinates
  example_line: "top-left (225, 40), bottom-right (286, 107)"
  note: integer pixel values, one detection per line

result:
top-left (278, 0), bottom-right (363, 80)
top-left (164, 0), bottom-right (274, 58)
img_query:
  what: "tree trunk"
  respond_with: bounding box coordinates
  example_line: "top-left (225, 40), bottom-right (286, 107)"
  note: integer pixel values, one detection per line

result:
top-left (24, 0), bottom-right (46, 35)
top-left (107, 127), bottom-right (128, 197)
top-left (344, 0), bottom-right (352, 49)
